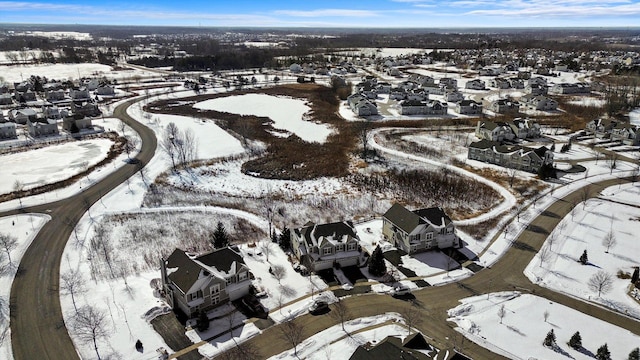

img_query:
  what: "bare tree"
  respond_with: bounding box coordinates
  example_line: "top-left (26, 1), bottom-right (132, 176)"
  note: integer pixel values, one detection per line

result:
top-left (71, 305), bottom-right (111, 360)
top-left (606, 153), bottom-right (619, 174)
top-left (546, 233), bottom-right (556, 252)
top-left (581, 186), bottom-right (590, 210)
top-left (60, 268), bottom-right (87, 313)
top-left (13, 180), bottom-right (24, 207)
top-left (271, 264), bottom-right (286, 285)
top-left (497, 304), bottom-right (506, 324)
top-left (0, 234), bottom-right (18, 265)
top-left (219, 342), bottom-right (261, 360)
top-left (538, 246), bottom-right (551, 268)
top-left (330, 298), bottom-right (351, 333)
top-left (602, 230), bottom-right (617, 253)
top-left (123, 135), bottom-right (139, 161)
top-left (400, 303), bottom-right (423, 335)
top-left (588, 271), bottom-right (613, 297)
top-left (160, 122), bottom-right (179, 170)
top-left (507, 167), bottom-right (518, 188)
top-left (279, 318), bottom-right (304, 359)
top-left (260, 241), bottom-right (274, 263)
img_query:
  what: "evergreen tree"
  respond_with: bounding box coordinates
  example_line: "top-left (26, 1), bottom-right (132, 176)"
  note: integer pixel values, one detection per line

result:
top-left (632, 267), bottom-right (639, 284)
top-left (278, 227), bottom-right (291, 250)
top-left (368, 245), bottom-right (387, 277)
top-left (212, 222), bottom-right (229, 249)
top-left (629, 347), bottom-right (640, 360)
top-left (568, 331), bottom-right (582, 349)
top-left (196, 310), bottom-right (209, 331)
top-left (543, 329), bottom-right (556, 347)
top-left (580, 250), bottom-right (589, 265)
top-left (271, 230), bottom-right (278, 243)
top-left (596, 343), bottom-right (611, 360)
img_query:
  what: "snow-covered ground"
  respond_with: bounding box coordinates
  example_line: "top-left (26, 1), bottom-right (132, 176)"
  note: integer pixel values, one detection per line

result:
top-left (630, 108), bottom-right (640, 126)
top-left (448, 292), bottom-right (640, 360)
top-left (0, 63), bottom-right (113, 82)
top-left (0, 214), bottom-right (50, 360)
top-left (525, 185), bottom-right (640, 318)
top-left (193, 93), bottom-right (333, 143)
top-left (0, 139), bottom-right (113, 195)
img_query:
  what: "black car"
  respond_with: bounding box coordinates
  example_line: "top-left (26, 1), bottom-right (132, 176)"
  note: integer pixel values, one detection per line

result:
top-left (241, 295), bottom-right (264, 314)
top-left (308, 300), bottom-right (329, 314)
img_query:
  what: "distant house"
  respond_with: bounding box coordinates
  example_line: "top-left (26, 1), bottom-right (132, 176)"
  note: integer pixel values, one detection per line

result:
top-left (475, 120), bottom-right (515, 142)
top-left (45, 89), bottom-right (67, 103)
top-left (586, 118), bottom-right (617, 138)
top-left (525, 83), bottom-right (547, 96)
top-left (291, 221), bottom-right (362, 272)
top-left (489, 98), bottom-right (520, 114)
top-left (289, 63), bottom-right (302, 73)
top-left (382, 204), bottom-right (459, 254)
top-left (160, 247), bottom-right (252, 318)
top-left (15, 90), bottom-right (37, 103)
top-left (9, 108), bottom-right (38, 124)
top-left (72, 101), bottom-right (101, 117)
top-left (468, 139), bottom-right (554, 173)
top-left (439, 77), bottom-right (457, 88)
top-left (489, 78), bottom-right (511, 89)
top-left (0, 122), bottom-right (17, 140)
top-left (0, 94), bottom-right (13, 106)
top-left (70, 88), bottom-right (91, 101)
top-left (455, 100), bottom-right (483, 115)
top-left (465, 79), bottom-right (485, 90)
top-left (520, 95), bottom-right (557, 111)
top-left (62, 115), bottom-right (93, 133)
top-left (549, 82), bottom-right (590, 95)
top-left (507, 118), bottom-right (541, 139)
top-left (27, 119), bottom-right (59, 137)
top-left (96, 85), bottom-right (116, 96)
top-left (610, 123), bottom-right (639, 145)
top-left (444, 91), bottom-right (464, 103)
top-left (347, 94), bottom-right (378, 116)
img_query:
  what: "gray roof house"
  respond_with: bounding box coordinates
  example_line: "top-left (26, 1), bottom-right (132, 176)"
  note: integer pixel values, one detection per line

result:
top-left (489, 98), bottom-right (520, 114)
top-left (27, 118), bottom-right (59, 137)
top-left (382, 204), bottom-right (459, 254)
top-left (0, 122), bottom-right (17, 140)
top-left (291, 221), bottom-right (363, 272)
top-left (475, 120), bottom-right (515, 142)
top-left (468, 139), bottom-right (554, 173)
top-left (160, 247), bottom-right (252, 318)
top-left (455, 100), bottom-right (483, 115)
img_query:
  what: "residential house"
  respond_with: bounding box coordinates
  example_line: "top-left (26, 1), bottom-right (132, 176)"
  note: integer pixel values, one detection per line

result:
top-left (468, 139), bottom-right (554, 173)
top-left (489, 98), bottom-right (520, 114)
top-left (15, 90), bottom-right (37, 103)
top-left (291, 221), bottom-right (362, 272)
top-left (455, 100), bottom-right (483, 115)
top-left (527, 76), bottom-right (547, 86)
top-left (96, 85), bottom-right (116, 96)
top-left (349, 333), bottom-right (451, 360)
top-left (475, 120), bottom-right (515, 142)
top-left (549, 82), bottom-right (591, 95)
top-left (508, 118), bottom-right (541, 139)
top-left (27, 118), bottom-right (59, 137)
top-left (439, 77), bottom-right (457, 88)
top-left (289, 63), bottom-right (302, 73)
top-left (382, 204), bottom-right (459, 254)
top-left (160, 247), bottom-right (252, 318)
top-left (525, 83), bottom-right (547, 95)
top-left (347, 94), bottom-right (378, 116)
top-left (46, 89), bottom-right (67, 103)
top-left (465, 79), bottom-right (485, 90)
top-left (0, 83), bottom-right (9, 94)
top-left (510, 78), bottom-right (525, 89)
top-left (9, 108), bottom-right (38, 124)
top-left (0, 122), bottom-right (17, 140)
top-left (63, 115), bottom-right (93, 133)
top-left (0, 94), bottom-right (13, 106)
top-left (586, 118), bottom-right (618, 138)
top-left (610, 123), bottom-right (639, 145)
top-left (444, 91), bottom-right (464, 103)
top-left (489, 78), bottom-right (511, 89)
top-left (70, 88), bottom-right (91, 101)
top-left (43, 106), bottom-right (64, 120)
top-left (72, 101), bottom-right (101, 117)
top-left (520, 95), bottom-right (558, 111)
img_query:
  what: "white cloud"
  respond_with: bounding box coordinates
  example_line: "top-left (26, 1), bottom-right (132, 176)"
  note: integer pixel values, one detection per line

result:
top-left (273, 9), bottom-right (379, 17)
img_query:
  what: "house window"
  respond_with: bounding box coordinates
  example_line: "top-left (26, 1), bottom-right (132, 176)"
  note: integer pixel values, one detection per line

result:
top-left (347, 242), bottom-right (357, 251)
top-left (188, 290), bottom-right (203, 302)
top-left (425, 232), bottom-right (433, 240)
top-left (409, 234), bottom-right (420, 242)
top-left (323, 247), bottom-right (332, 255)
top-left (336, 244), bottom-right (344, 252)
top-left (210, 284), bottom-right (220, 296)
top-left (226, 276), bottom-right (236, 284)
top-left (238, 272), bottom-right (248, 282)
top-left (211, 296), bottom-right (220, 305)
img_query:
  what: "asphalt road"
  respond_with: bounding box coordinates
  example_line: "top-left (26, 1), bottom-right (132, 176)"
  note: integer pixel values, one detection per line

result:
top-left (240, 177), bottom-right (640, 360)
top-left (8, 98), bottom-right (157, 360)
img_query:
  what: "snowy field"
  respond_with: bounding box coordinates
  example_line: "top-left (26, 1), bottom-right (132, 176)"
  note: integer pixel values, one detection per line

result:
top-left (0, 63), bottom-right (113, 82)
top-left (0, 139), bottom-right (113, 195)
top-left (525, 184), bottom-right (640, 318)
top-left (630, 108), bottom-right (640, 126)
top-left (0, 214), bottom-right (50, 360)
top-left (448, 292), bottom-right (640, 360)
top-left (193, 93), bottom-right (333, 143)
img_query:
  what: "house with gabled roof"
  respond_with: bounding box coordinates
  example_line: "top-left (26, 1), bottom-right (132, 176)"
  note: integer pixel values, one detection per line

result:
top-left (610, 122), bottom-right (639, 145)
top-left (455, 100), bottom-right (483, 115)
top-left (382, 204), bottom-right (459, 254)
top-left (349, 333), bottom-right (436, 360)
top-left (160, 247), bottom-right (251, 318)
top-left (27, 118), bottom-right (59, 137)
top-left (291, 221), bottom-right (362, 272)
top-left (507, 118), bottom-right (541, 139)
top-left (489, 98), bottom-right (520, 114)
top-left (467, 139), bottom-right (554, 173)
top-left (586, 118), bottom-right (617, 138)
top-left (0, 122), bottom-right (17, 140)
top-left (475, 120), bottom-right (515, 142)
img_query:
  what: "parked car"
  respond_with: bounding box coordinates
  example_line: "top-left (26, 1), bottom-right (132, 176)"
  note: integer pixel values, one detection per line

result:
top-left (308, 300), bottom-right (329, 314)
top-left (391, 285), bottom-right (412, 296)
top-left (241, 295), bottom-right (264, 314)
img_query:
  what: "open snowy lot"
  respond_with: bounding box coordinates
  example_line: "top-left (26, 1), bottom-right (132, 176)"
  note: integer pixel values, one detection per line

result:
top-left (193, 93), bottom-right (333, 143)
top-left (448, 292), bottom-right (640, 360)
top-left (0, 139), bottom-right (113, 195)
top-left (0, 63), bottom-right (113, 82)
top-left (0, 214), bottom-right (50, 360)
top-left (525, 184), bottom-right (640, 318)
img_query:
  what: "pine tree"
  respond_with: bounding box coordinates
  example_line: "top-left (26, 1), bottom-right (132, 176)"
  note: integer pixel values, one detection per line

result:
top-left (196, 310), bottom-right (209, 331)
top-left (368, 245), bottom-right (387, 277)
top-left (278, 227), bottom-right (291, 250)
top-left (596, 343), bottom-right (611, 360)
top-left (631, 267), bottom-right (639, 284)
top-left (579, 250), bottom-right (589, 265)
top-left (543, 329), bottom-right (556, 347)
top-left (629, 347), bottom-right (640, 360)
top-left (212, 222), bottom-right (229, 249)
top-left (568, 331), bottom-right (582, 349)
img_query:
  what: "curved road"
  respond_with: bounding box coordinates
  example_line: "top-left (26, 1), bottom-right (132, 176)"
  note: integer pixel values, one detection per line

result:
top-left (8, 98), bottom-right (157, 360)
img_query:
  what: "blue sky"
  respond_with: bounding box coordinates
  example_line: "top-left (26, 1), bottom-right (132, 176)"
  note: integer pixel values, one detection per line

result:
top-left (1, 0), bottom-right (640, 27)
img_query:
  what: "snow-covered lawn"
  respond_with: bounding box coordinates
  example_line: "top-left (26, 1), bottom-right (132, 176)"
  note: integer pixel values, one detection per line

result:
top-left (193, 93), bottom-right (333, 143)
top-left (448, 292), bottom-right (640, 360)
top-left (0, 63), bottom-right (112, 82)
top-left (525, 185), bottom-right (640, 318)
top-left (0, 214), bottom-right (50, 360)
top-left (0, 139), bottom-right (113, 195)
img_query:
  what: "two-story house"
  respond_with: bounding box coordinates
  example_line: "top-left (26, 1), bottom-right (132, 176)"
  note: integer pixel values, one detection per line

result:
top-left (160, 247), bottom-right (252, 318)
top-left (382, 204), bottom-right (459, 254)
top-left (291, 221), bottom-right (362, 272)
top-left (475, 120), bottom-right (515, 142)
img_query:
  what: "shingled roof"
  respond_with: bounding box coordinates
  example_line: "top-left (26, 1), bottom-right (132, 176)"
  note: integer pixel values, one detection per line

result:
top-left (383, 204), bottom-right (451, 234)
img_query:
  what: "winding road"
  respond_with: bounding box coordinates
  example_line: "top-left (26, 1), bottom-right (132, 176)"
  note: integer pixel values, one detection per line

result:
top-left (3, 89), bottom-right (639, 360)
top-left (8, 98), bottom-right (157, 360)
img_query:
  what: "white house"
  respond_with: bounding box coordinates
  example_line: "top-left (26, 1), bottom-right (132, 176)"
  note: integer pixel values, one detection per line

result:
top-left (291, 221), bottom-right (362, 271)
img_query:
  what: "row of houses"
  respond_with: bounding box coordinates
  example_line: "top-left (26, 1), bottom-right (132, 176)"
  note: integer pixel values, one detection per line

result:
top-left (468, 139), bottom-right (554, 173)
top-left (586, 118), bottom-right (640, 145)
top-left (162, 203), bottom-right (461, 318)
top-left (476, 119), bottom-right (542, 142)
